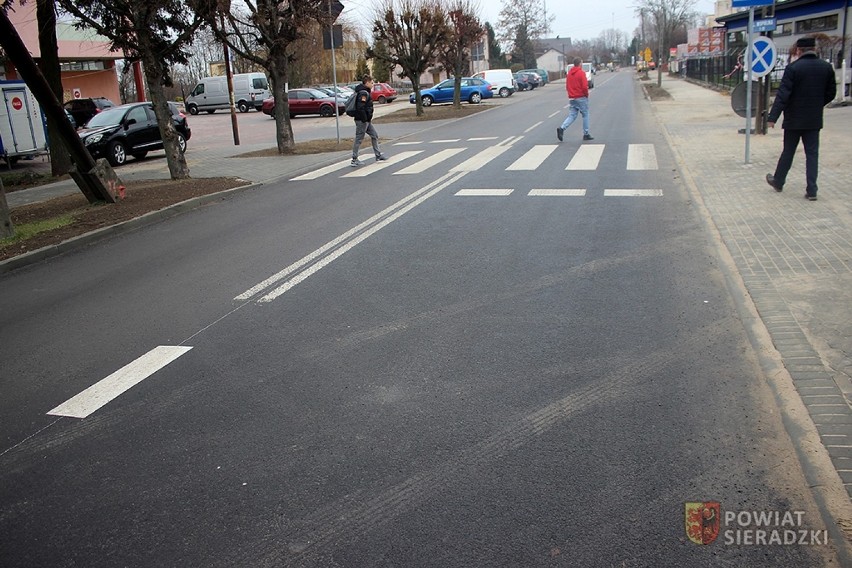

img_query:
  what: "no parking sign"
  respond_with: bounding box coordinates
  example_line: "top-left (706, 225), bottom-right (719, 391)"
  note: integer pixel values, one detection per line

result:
top-left (747, 37), bottom-right (777, 79)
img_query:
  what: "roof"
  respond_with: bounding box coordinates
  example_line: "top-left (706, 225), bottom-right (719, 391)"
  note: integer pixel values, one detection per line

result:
top-left (715, 0), bottom-right (847, 26)
top-left (535, 37), bottom-right (572, 55)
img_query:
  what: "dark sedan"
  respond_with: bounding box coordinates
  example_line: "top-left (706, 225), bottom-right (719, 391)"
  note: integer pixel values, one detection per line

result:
top-left (78, 102), bottom-right (191, 166)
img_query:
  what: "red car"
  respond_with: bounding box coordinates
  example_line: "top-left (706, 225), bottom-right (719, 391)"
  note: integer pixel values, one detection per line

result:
top-left (261, 88), bottom-right (345, 118)
top-left (371, 83), bottom-right (398, 104)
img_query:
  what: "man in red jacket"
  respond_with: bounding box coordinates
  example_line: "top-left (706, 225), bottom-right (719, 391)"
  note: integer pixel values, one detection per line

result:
top-left (557, 58), bottom-right (593, 142)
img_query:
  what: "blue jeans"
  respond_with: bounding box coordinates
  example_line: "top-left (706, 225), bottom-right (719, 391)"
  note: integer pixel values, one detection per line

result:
top-left (560, 97), bottom-right (590, 135)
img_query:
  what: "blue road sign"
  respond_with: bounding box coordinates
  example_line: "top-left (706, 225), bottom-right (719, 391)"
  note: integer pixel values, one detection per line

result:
top-left (753, 18), bottom-right (776, 32)
top-left (748, 37), bottom-right (777, 78)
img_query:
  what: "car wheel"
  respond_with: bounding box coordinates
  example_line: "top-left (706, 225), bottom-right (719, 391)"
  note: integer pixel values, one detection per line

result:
top-left (107, 140), bottom-right (127, 166)
top-left (131, 151), bottom-right (148, 160)
top-left (187, 104), bottom-right (198, 115)
top-left (378, 96), bottom-right (387, 104)
top-left (589, 81), bottom-right (594, 89)
top-left (422, 95), bottom-right (433, 107)
top-left (176, 133), bottom-right (187, 153)
top-left (319, 105), bottom-right (334, 117)
top-left (498, 87), bottom-right (510, 98)
top-left (237, 101), bottom-right (249, 113)
top-left (469, 92), bottom-right (482, 104)
top-left (205, 109), bottom-right (215, 114)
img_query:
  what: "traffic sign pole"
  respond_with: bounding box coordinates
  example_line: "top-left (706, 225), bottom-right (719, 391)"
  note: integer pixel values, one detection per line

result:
top-left (745, 7), bottom-right (754, 163)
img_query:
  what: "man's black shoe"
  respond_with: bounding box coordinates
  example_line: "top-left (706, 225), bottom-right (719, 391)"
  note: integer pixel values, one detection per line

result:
top-left (805, 194), bottom-right (818, 201)
top-left (583, 134), bottom-right (594, 141)
top-left (766, 173), bottom-right (782, 192)
top-left (556, 127), bottom-right (564, 142)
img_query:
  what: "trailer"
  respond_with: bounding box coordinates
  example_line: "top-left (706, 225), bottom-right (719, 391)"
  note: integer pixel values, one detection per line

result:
top-left (0, 81), bottom-right (48, 166)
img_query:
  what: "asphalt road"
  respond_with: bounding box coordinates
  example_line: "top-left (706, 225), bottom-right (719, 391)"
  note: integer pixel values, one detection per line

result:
top-left (0, 72), bottom-right (841, 566)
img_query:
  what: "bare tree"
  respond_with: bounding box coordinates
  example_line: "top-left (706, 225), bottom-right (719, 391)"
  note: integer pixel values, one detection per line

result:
top-left (496, 0), bottom-right (552, 60)
top-left (208, 0), bottom-right (333, 154)
top-left (437, 0), bottom-right (483, 108)
top-left (634, 0), bottom-right (698, 86)
top-left (57, 0), bottom-right (209, 179)
top-left (369, 0), bottom-right (449, 117)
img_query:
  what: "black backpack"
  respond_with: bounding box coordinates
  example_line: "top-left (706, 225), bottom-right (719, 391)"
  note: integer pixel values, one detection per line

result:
top-left (344, 93), bottom-right (357, 117)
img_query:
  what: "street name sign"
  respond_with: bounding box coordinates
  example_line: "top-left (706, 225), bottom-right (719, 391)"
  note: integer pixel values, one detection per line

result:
top-left (753, 18), bottom-right (776, 32)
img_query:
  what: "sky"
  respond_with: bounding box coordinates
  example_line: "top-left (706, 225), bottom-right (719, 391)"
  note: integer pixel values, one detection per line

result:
top-left (342, 0), bottom-right (719, 43)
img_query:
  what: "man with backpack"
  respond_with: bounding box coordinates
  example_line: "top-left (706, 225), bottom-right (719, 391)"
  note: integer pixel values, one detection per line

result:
top-left (350, 75), bottom-right (387, 167)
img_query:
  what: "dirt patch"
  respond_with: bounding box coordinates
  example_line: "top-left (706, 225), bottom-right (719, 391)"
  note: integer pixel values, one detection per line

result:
top-left (374, 103), bottom-right (490, 123)
top-left (644, 84), bottom-right (673, 101)
top-left (1, 177), bottom-right (247, 262)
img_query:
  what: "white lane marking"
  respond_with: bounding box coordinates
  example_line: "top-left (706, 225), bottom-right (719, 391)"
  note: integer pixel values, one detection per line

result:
top-left (431, 139), bottom-right (460, 143)
top-left (499, 135), bottom-right (522, 146)
top-left (451, 145), bottom-right (513, 171)
top-left (566, 144), bottom-right (605, 170)
top-left (394, 148), bottom-right (465, 175)
top-left (604, 189), bottom-right (663, 197)
top-left (627, 144), bottom-right (658, 170)
top-left (236, 172), bottom-right (461, 301)
top-left (394, 141), bottom-right (423, 146)
top-left (291, 159), bottom-right (353, 181)
top-left (342, 150), bottom-right (422, 177)
top-left (548, 111), bottom-right (560, 118)
top-left (47, 346), bottom-right (193, 419)
top-left (259, 172), bottom-right (467, 303)
top-left (528, 189), bottom-right (586, 196)
top-left (454, 189), bottom-right (514, 196)
top-left (523, 121), bottom-right (543, 134)
top-left (507, 145), bottom-right (557, 170)
top-left (468, 137), bottom-right (498, 141)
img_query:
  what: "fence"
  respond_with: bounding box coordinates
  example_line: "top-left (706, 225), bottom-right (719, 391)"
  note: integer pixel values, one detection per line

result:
top-left (681, 48), bottom-right (796, 91)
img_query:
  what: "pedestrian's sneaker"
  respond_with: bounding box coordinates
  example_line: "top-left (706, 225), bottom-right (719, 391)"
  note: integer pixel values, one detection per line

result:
top-left (766, 173), bottom-right (783, 192)
top-left (376, 154), bottom-right (388, 161)
top-left (583, 134), bottom-right (594, 141)
top-left (351, 158), bottom-right (364, 167)
top-left (556, 127), bottom-right (564, 142)
top-left (805, 193), bottom-right (818, 201)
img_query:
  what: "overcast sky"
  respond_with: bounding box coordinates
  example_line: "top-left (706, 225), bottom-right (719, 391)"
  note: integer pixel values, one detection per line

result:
top-left (342, 0), bottom-right (719, 43)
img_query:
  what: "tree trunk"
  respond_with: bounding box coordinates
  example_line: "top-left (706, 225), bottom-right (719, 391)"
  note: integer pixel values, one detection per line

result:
top-left (411, 78), bottom-right (424, 116)
top-left (36, 0), bottom-right (72, 177)
top-left (270, 64), bottom-right (295, 154)
top-left (139, 39), bottom-right (190, 180)
top-left (0, 181), bottom-right (14, 239)
top-left (453, 73), bottom-right (462, 108)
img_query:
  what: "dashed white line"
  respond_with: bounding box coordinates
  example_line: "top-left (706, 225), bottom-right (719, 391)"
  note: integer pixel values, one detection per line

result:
top-left (523, 121), bottom-right (543, 134)
top-left (528, 189), bottom-right (586, 196)
top-left (454, 189), bottom-right (514, 196)
top-left (604, 189), bottom-right (663, 197)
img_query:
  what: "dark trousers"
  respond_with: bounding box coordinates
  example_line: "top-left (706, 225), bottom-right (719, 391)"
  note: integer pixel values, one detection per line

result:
top-left (773, 129), bottom-right (820, 196)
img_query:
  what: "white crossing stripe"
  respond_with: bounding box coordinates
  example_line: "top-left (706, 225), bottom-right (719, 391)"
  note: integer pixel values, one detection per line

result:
top-left (432, 139), bottom-right (460, 143)
top-left (394, 141), bottom-right (423, 146)
top-left (394, 148), bottom-right (465, 175)
top-left (548, 111), bottom-right (560, 118)
top-left (47, 346), bottom-right (193, 418)
top-left (341, 150), bottom-right (422, 177)
top-left (627, 144), bottom-right (658, 170)
top-left (528, 189), bottom-right (586, 196)
top-left (507, 145), bottom-right (558, 170)
top-left (455, 189), bottom-right (514, 196)
top-left (604, 189), bottom-right (663, 197)
top-left (291, 159), bottom-right (353, 181)
top-left (523, 121), bottom-right (542, 134)
top-left (468, 137), bottom-right (498, 141)
top-left (451, 145), bottom-right (512, 171)
top-left (566, 144), bottom-right (605, 170)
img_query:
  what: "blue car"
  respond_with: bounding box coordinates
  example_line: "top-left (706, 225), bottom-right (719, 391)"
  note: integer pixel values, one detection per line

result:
top-left (409, 77), bottom-right (493, 106)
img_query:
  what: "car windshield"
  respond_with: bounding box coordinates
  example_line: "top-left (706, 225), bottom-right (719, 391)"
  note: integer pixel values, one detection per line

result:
top-left (303, 88), bottom-right (330, 99)
top-left (84, 106), bottom-right (126, 128)
top-left (436, 80), bottom-right (453, 89)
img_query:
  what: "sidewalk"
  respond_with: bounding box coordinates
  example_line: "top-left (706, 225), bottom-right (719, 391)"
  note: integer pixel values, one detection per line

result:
top-left (651, 74), bottom-right (852, 503)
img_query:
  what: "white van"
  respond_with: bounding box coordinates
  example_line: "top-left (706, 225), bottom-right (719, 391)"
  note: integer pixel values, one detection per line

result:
top-left (472, 69), bottom-right (516, 98)
top-left (582, 62), bottom-right (596, 88)
top-left (185, 72), bottom-right (271, 114)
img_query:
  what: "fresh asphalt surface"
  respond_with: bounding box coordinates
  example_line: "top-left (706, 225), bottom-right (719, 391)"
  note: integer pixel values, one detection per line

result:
top-left (0, 72), bottom-right (840, 566)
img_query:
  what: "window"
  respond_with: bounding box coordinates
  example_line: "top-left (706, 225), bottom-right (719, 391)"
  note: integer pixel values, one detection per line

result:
top-left (59, 60), bottom-right (105, 72)
top-left (193, 84), bottom-right (204, 96)
top-left (126, 106), bottom-right (147, 125)
top-left (796, 15), bottom-right (838, 33)
top-left (774, 22), bottom-right (792, 36)
top-left (252, 77), bottom-right (268, 90)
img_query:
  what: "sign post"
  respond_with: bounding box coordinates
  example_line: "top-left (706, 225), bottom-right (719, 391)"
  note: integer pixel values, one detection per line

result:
top-left (328, 0), bottom-right (344, 143)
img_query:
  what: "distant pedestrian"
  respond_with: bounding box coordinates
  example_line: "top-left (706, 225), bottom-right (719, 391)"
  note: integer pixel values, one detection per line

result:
top-left (765, 37), bottom-right (836, 201)
top-left (557, 58), bottom-right (593, 142)
top-left (351, 75), bottom-right (387, 167)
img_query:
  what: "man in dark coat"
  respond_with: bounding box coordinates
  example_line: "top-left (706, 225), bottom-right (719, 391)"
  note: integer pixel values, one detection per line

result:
top-left (350, 75), bottom-right (387, 167)
top-left (765, 36), bottom-right (837, 201)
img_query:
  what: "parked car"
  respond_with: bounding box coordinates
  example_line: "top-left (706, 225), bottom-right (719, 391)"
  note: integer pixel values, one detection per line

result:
top-left (314, 85), bottom-right (355, 98)
top-left (514, 72), bottom-right (541, 91)
top-left (518, 68), bottom-right (549, 86)
top-left (261, 88), bottom-right (345, 118)
top-left (63, 97), bottom-right (115, 128)
top-left (371, 82), bottom-right (398, 103)
top-left (185, 72), bottom-right (271, 114)
top-left (472, 69), bottom-right (516, 97)
top-left (77, 101), bottom-right (190, 166)
top-left (64, 109), bottom-right (76, 130)
top-left (582, 62), bottom-right (596, 88)
top-left (409, 77), bottom-right (493, 106)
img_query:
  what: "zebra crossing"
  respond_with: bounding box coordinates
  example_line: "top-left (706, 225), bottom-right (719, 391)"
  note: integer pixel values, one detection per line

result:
top-left (290, 138), bottom-right (664, 196)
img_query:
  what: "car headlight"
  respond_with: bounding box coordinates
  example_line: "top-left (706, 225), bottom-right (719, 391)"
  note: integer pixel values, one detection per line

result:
top-left (85, 133), bottom-right (103, 145)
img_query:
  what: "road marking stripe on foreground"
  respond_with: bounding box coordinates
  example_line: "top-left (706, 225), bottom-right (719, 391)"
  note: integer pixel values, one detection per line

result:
top-left (236, 171), bottom-right (463, 301)
top-left (468, 137), bottom-right (498, 141)
top-left (431, 139), bottom-right (460, 143)
top-left (451, 145), bottom-right (513, 171)
top-left (47, 346), bottom-right (193, 419)
top-left (528, 189), bottom-right (586, 196)
top-left (454, 189), bottom-right (514, 196)
top-left (394, 141), bottom-right (422, 146)
top-left (394, 148), bottom-right (465, 175)
top-left (604, 189), bottom-right (663, 197)
top-left (258, 172), bottom-right (468, 303)
top-left (290, 159), bottom-right (353, 181)
top-left (523, 121), bottom-right (542, 134)
top-left (627, 143), bottom-right (658, 170)
top-left (566, 144), bottom-right (604, 170)
top-left (507, 145), bottom-right (557, 170)
top-left (341, 151), bottom-right (422, 177)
